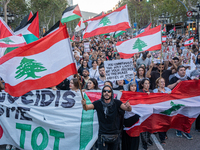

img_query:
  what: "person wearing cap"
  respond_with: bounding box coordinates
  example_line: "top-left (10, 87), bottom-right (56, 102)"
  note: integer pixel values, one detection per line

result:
top-left (81, 85), bottom-right (132, 150)
top-left (136, 52), bottom-right (151, 69)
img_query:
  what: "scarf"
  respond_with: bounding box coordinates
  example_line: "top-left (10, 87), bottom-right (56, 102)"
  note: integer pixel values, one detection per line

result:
top-left (175, 73), bottom-right (188, 81)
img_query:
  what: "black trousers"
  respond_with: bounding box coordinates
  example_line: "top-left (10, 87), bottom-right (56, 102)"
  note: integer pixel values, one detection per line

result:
top-left (195, 114), bottom-right (200, 130)
top-left (98, 135), bottom-right (119, 150)
top-left (122, 130), bottom-right (139, 150)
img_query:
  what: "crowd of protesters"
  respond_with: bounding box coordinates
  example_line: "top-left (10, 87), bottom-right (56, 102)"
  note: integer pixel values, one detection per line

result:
top-left (1, 32), bottom-right (200, 150)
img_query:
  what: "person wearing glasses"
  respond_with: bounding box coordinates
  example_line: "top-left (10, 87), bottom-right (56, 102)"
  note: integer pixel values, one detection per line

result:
top-left (81, 85), bottom-right (132, 150)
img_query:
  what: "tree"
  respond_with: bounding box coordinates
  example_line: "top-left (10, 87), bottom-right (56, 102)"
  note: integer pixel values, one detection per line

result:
top-left (30, 0), bottom-right (68, 31)
top-left (98, 16), bottom-right (111, 26)
top-left (132, 38), bottom-right (147, 52)
top-left (15, 57), bottom-right (47, 80)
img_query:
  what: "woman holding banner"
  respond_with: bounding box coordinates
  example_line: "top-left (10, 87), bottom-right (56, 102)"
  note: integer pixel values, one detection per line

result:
top-left (138, 79), bottom-right (153, 150)
top-left (153, 77), bottom-right (171, 144)
top-left (122, 81), bottom-right (140, 150)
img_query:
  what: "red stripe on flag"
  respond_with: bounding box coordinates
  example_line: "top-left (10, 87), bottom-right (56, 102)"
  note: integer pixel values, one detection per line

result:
top-left (118, 44), bottom-right (161, 59)
top-left (0, 43), bottom-right (26, 48)
top-left (84, 5), bottom-right (127, 22)
top-left (4, 63), bottom-right (77, 97)
top-left (116, 25), bottom-right (161, 46)
top-left (73, 5), bottom-right (82, 17)
top-left (28, 12), bottom-right (39, 38)
top-left (126, 114), bottom-right (196, 137)
top-left (0, 26), bottom-right (69, 65)
top-left (120, 80), bottom-right (200, 105)
top-left (83, 22), bottom-right (130, 39)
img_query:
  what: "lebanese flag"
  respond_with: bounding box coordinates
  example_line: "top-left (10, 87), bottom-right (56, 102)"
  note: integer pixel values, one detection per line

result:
top-left (61, 4), bottom-right (82, 23)
top-left (116, 25), bottom-right (162, 59)
top-left (120, 80), bottom-right (200, 137)
top-left (0, 17), bottom-right (14, 39)
top-left (75, 18), bottom-right (85, 32)
top-left (0, 25), bottom-right (77, 97)
top-left (137, 23), bottom-right (152, 35)
top-left (0, 34), bottom-right (26, 48)
top-left (162, 36), bottom-right (167, 43)
top-left (14, 12), bottom-right (39, 44)
top-left (43, 21), bottom-right (63, 37)
top-left (184, 37), bottom-right (194, 46)
top-left (83, 5), bottom-right (131, 38)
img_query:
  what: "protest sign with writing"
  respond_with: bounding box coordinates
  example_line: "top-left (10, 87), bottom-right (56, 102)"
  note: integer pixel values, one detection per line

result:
top-left (84, 42), bottom-right (90, 52)
top-left (104, 59), bottom-right (134, 81)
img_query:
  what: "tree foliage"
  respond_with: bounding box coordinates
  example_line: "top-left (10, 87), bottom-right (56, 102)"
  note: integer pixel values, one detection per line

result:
top-left (121, 0), bottom-right (199, 28)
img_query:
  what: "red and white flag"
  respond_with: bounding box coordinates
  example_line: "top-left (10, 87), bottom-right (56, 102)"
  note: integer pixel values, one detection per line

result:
top-left (0, 25), bottom-right (77, 97)
top-left (116, 25), bottom-right (162, 59)
top-left (83, 5), bottom-right (131, 38)
top-left (0, 17), bottom-right (14, 39)
top-left (75, 18), bottom-right (85, 32)
top-left (162, 36), bottom-right (167, 43)
top-left (120, 80), bottom-right (200, 137)
top-left (184, 37), bottom-right (194, 46)
top-left (0, 34), bottom-right (26, 48)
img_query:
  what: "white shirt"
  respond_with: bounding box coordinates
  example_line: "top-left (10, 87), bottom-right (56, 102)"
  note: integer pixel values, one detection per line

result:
top-left (89, 67), bottom-right (99, 79)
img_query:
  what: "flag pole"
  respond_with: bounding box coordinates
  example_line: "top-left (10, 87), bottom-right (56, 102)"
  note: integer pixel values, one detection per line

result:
top-left (160, 25), bottom-right (163, 78)
top-left (65, 23), bottom-right (84, 99)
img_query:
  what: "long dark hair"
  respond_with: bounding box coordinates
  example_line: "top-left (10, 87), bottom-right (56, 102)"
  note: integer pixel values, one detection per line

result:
top-left (87, 78), bottom-right (99, 90)
top-left (137, 66), bottom-right (146, 78)
top-left (139, 78), bottom-right (150, 89)
top-left (71, 78), bottom-right (79, 89)
top-left (81, 60), bottom-right (89, 68)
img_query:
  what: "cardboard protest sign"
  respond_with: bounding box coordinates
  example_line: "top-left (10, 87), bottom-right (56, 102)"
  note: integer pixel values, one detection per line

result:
top-left (84, 42), bottom-right (90, 52)
top-left (151, 50), bottom-right (162, 64)
top-left (182, 49), bottom-right (191, 66)
top-left (104, 59), bottom-right (134, 81)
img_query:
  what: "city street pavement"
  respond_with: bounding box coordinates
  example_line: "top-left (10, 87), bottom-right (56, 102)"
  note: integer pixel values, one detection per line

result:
top-left (0, 123), bottom-right (199, 150)
top-left (139, 122), bottom-right (200, 150)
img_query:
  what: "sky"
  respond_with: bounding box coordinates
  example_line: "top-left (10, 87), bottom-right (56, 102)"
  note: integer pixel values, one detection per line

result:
top-left (73, 0), bottom-right (120, 14)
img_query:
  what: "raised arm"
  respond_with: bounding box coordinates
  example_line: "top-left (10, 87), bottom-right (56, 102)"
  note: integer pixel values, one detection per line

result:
top-left (146, 62), bottom-right (154, 78)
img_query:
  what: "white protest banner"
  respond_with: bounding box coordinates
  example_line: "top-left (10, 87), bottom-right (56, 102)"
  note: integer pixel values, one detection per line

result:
top-left (0, 90), bottom-right (98, 150)
top-left (104, 59), bottom-right (134, 81)
top-left (84, 42), bottom-right (90, 52)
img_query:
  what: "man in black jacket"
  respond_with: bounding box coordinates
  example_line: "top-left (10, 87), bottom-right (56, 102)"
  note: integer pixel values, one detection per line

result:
top-left (81, 85), bottom-right (131, 150)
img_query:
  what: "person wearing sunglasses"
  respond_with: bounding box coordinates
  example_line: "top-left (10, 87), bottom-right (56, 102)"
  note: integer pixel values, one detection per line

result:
top-left (81, 85), bottom-right (132, 150)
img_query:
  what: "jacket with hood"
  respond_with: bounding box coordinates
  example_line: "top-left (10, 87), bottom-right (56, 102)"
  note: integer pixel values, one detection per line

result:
top-left (93, 85), bottom-right (123, 134)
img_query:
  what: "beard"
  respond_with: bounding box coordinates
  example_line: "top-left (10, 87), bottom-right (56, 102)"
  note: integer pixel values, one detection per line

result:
top-left (83, 74), bottom-right (88, 78)
top-left (100, 74), bottom-right (105, 77)
top-left (103, 94), bottom-right (111, 100)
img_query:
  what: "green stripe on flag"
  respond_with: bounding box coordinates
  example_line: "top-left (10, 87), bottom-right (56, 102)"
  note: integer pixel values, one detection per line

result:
top-left (114, 31), bottom-right (125, 38)
top-left (61, 14), bottom-right (81, 23)
top-left (23, 34), bottom-right (38, 44)
top-left (4, 47), bottom-right (18, 55)
top-left (80, 93), bottom-right (94, 150)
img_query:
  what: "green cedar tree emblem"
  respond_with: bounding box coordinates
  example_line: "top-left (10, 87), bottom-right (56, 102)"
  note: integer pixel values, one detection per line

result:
top-left (98, 16), bottom-right (111, 26)
top-left (189, 41), bottom-right (191, 43)
top-left (132, 38), bottom-right (147, 52)
top-left (160, 101), bottom-right (185, 115)
top-left (0, 37), bottom-right (14, 44)
top-left (15, 57), bottom-right (47, 80)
